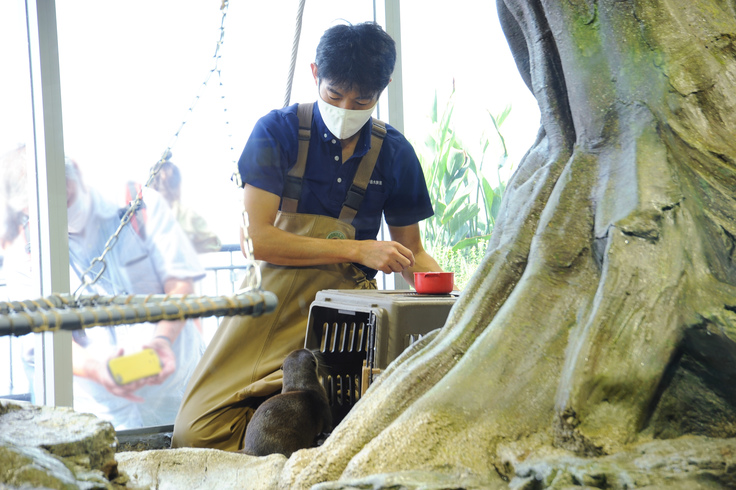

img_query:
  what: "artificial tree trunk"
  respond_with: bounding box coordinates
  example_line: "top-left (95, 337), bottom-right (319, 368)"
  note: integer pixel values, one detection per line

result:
top-left (283, 0), bottom-right (736, 487)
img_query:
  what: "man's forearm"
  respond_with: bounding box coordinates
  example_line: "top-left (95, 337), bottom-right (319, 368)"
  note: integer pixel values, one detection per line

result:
top-left (246, 224), bottom-right (359, 266)
top-left (401, 250), bottom-right (443, 286)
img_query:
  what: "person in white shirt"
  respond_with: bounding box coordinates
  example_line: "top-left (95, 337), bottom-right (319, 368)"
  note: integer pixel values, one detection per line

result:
top-left (1, 147), bottom-right (206, 429)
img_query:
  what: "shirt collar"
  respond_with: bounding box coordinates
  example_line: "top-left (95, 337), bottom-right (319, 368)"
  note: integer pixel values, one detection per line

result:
top-left (313, 101), bottom-right (373, 159)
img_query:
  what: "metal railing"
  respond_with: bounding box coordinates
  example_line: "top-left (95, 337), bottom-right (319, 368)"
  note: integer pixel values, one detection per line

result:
top-left (196, 243), bottom-right (249, 297)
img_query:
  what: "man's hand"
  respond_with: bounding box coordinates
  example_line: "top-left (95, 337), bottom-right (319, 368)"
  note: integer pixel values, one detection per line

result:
top-left (144, 336), bottom-right (177, 385)
top-left (147, 281), bottom-right (190, 386)
top-left (388, 223), bottom-right (443, 286)
top-left (356, 240), bottom-right (415, 274)
top-left (84, 349), bottom-right (147, 402)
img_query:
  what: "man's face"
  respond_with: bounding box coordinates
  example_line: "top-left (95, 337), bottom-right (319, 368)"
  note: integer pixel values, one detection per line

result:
top-left (311, 63), bottom-right (380, 111)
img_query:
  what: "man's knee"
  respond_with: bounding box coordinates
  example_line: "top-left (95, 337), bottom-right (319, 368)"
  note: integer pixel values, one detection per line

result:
top-left (172, 404), bottom-right (252, 452)
top-left (171, 409), bottom-right (205, 449)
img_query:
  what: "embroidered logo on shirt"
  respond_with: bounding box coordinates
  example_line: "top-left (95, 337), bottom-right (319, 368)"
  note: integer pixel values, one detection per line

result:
top-left (327, 231), bottom-right (347, 240)
top-left (369, 179), bottom-right (383, 186)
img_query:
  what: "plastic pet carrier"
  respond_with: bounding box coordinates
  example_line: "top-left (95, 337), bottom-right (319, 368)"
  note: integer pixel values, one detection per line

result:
top-left (304, 289), bottom-right (458, 426)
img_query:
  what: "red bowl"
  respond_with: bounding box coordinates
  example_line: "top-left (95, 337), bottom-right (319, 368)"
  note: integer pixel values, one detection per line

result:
top-left (414, 272), bottom-right (454, 294)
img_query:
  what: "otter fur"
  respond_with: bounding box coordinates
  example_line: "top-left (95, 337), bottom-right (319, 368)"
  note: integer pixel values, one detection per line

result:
top-left (241, 349), bottom-right (332, 457)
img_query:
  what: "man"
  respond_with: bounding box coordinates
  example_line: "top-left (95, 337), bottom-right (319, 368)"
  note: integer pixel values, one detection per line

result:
top-left (173, 22), bottom-right (442, 450)
top-left (1, 148), bottom-right (206, 429)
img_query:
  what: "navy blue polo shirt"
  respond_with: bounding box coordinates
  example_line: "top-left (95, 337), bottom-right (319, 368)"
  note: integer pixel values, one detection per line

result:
top-left (238, 101), bottom-right (434, 251)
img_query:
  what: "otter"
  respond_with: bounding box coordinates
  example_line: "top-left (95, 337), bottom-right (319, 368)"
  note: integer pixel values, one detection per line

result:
top-left (241, 349), bottom-right (332, 457)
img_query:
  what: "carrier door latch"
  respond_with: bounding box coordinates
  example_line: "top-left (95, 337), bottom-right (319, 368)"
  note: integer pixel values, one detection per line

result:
top-left (361, 311), bottom-right (382, 395)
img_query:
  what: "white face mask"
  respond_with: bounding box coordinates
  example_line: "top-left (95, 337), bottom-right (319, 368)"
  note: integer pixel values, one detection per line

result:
top-left (67, 185), bottom-right (91, 234)
top-left (317, 94), bottom-right (375, 140)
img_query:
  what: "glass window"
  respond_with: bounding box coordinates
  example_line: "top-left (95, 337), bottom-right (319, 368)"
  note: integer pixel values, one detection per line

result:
top-left (10, 0), bottom-right (373, 430)
top-left (2, 0), bottom-right (534, 430)
top-left (55, 0), bottom-right (375, 249)
top-left (0, 0), bottom-right (36, 403)
top-left (400, 1), bottom-right (541, 289)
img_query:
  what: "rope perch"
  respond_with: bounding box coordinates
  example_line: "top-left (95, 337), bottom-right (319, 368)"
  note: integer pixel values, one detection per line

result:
top-left (0, 291), bottom-right (278, 337)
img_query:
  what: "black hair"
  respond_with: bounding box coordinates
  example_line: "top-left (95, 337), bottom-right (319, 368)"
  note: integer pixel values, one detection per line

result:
top-left (162, 160), bottom-right (182, 190)
top-left (314, 22), bottom-right (396, 97)
top-left (152, 159), bottom-right (182, 203)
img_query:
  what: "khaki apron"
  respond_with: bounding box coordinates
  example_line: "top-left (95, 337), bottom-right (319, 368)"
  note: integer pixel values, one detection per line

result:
top-left (173, 104), bottom-right (386, 451)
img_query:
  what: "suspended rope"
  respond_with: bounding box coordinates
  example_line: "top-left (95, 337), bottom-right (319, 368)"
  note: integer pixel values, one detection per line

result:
top-left (283, 0), bottom-right (306, 108)
top-left (231, 0), bottom-right (306, 188)
top-left (0, 290), bottom-right (277, 338)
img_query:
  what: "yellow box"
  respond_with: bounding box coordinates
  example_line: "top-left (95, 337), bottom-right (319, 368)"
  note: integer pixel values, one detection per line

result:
top-left (108, 348), bottom-right (162, 385)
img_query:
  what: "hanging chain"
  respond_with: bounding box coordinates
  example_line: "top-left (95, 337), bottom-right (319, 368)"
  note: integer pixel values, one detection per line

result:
top-left (74, 1), bottom-right (236, 299)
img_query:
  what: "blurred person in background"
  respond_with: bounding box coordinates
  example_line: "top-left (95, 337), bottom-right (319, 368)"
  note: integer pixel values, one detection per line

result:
top-left (0, 146), bottom-right (206, 429)
top-left (151, 151), bottom-right (221, 254)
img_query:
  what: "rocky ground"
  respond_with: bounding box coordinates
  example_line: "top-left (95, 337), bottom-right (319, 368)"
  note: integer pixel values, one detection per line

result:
top-left (3, 399), bottom-right (736, 489)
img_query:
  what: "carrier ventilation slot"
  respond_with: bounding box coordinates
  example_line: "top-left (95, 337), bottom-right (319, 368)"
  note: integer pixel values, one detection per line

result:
top-left (319, 321), bottom-right (368, 354)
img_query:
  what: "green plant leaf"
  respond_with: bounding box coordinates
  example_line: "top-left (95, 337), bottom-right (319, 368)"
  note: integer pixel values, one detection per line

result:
top-left (433, 200), bottom-right (447, 217)
top-left (447, 149), bottom-right (466, 180)
top-left (455, 203), bottom-right (479, 223)
top-left (441, 193), bottom-right (470, 225)
top-left (439, 100), bottom-right (455, 152)
top-left (450, 224), bottom-right (471, 243)
top-left (466, 153), bottom-right (479, 176)
top-left (480, 176), bottom-right (495, 222)
top-left (424, 133), bottom-right (438, 154)
top-left (445, 178), bottom-right (465, 204)
top-left (487, 109), bottom-right (509, 157)
top-left (418, 88), bottom-right (512, 258)
top-left (448, 204), bottom-right (479, 240)
top-left (452, 234), bottom-right (493, 251)
top-left (496, 104), bottom-right (512, 127)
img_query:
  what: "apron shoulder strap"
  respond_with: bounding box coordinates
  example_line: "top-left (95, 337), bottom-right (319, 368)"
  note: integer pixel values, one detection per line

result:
top-left (280, 105), bottom-right (387, 225)
top-left (281, 103), bottom-right (313, 213)
top-left (338, 118), bottom-right (387, 224)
